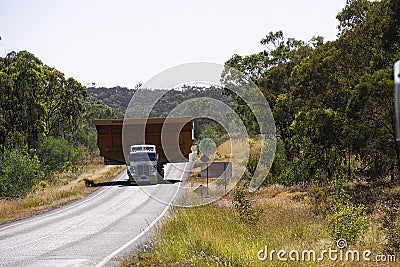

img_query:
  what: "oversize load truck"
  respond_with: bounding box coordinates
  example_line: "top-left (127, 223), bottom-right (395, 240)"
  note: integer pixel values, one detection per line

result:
top-left (94, 117), bottom-right (193, 182)
top-left (128, 144), bottom-right (158, 184)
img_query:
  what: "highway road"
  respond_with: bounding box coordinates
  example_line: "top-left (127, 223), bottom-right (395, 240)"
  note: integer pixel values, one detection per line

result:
top-left (0, 170), bottom-right (184, 267)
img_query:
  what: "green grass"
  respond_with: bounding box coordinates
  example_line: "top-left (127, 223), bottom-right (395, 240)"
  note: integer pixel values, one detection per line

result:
top-left (123, 190), bottom-right (330, 267)
top-left (123, 184), bottom-right (400, 267)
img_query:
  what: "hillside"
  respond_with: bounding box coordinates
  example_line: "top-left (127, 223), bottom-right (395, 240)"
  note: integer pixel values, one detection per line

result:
top-left (87, 86), bottom-right (135, 114)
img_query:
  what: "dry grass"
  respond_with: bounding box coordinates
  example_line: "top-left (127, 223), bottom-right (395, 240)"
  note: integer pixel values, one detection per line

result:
top-left (123, 184), bottom-right (399, 267)
top-left (0, 157), bottom-right (125, 224)
top-left (123, 138), bottom-right (399, 266)
top-left (187, 137), bottom-right (258, 190)
top-left (214, 137), bottom-right (231, 161)
top-left (122, 186), bottom-right (325, 266)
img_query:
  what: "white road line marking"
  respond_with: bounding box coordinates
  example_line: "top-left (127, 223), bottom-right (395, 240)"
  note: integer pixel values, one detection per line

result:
top-left (94, 185), bottom-right (180, 267)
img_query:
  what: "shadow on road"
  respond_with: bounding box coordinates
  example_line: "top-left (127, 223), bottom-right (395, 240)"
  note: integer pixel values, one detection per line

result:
top-left (85, 179), bottom-right (181, 187)
top-left (95, 181), bottom-right (135, 187)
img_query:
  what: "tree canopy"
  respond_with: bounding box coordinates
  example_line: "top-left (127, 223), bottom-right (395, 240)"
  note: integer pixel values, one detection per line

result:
top-left (226, 0), bottom-right (400, 184)
top-left (0, 51), bottom-right (86, 151)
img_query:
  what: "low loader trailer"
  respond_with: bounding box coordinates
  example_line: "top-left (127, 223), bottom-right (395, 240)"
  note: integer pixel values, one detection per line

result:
top-left (94, 117), bottom-right (193, 184)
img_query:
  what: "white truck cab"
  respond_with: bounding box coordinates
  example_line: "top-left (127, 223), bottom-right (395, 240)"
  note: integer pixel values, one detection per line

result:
top-left (127, 144), bottom-right (158, 184)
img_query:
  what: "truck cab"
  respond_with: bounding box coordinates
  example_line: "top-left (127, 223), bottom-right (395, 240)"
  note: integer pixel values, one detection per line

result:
top-left (127, 144), bottom-right (158, 184)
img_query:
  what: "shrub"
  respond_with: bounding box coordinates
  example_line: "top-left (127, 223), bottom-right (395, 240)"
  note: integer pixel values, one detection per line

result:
top-left (72, 125), bottom-right (98, 153)
top-left (31, 180), bottom-right (50, 192)
top-left (328, 175), bottom-right (369, 245)
top-left (246, 154), bottom-right (258, 176)
top-left (328, 202), bottom-right (369, 246)
top-left (232, 186), bottom-right (261, 227)
top-left (198, 124), bottom-right (224, 145)
top-left (0, 149), bottom-right (43, 198)
top-left (37, 136), bottom-right (84, 178)
top-left (310, 185), bottom-right (331, 216)
top-left (277, 167), bottom-right (300, 186)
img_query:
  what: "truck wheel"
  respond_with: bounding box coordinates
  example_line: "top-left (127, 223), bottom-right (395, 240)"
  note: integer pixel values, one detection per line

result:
top-left (127, 169), bottom-right (132, 183)
top-left (159, 168), bottom-right (164, 178)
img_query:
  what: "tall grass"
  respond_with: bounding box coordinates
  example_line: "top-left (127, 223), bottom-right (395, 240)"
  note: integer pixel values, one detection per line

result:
top-left (123, 137), bottom-right (399, 266)
top-left (124, 184), bottom-right (400, 267)
top-left (124, 188), bottom-right (330, 267)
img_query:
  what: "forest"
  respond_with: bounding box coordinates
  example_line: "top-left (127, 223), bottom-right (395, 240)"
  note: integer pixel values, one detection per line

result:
top-left (0, 52), bottom-right (122, 197)
top-left (219, 0), bottom-right (400, 251)
top-left (224, 0), bottom-right (400, 187)
top-left (0, 0), bottom-right (400, 251)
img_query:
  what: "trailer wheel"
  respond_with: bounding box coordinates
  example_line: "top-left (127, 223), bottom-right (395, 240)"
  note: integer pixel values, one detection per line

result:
top-left (157, 162), bottom-right (167, 178)
top-left (127, 169), bottom-right (132, 183)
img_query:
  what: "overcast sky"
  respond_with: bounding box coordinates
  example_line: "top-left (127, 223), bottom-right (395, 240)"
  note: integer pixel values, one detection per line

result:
top-left (0, 0), bottom-right (346, 88)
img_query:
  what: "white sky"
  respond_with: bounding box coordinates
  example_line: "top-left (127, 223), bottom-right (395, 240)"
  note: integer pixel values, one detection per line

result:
top-left (0, 0), bottom-right (346, 88)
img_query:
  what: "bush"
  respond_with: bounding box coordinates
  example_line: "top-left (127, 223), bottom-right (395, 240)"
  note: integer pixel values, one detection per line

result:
top-left (0, 149), bottom-right (43, 198)
top-left (37, 136), bottom-right (84, 178)
top-left (31, 180), bottom-right (50, 192)
top-left (270, 152), bottom-right (285, 178)
top-left (198, 124), bottom-right (224, 145)
top-left (246, 154), bottom-right (258, 176)
top-left (72, 125), bottom-right (98, 153)
top-left (277, 167), bottom-right (300, 186)
top-left (328, 202), bottom-right (369, 246)
top-left (328, 175), bottom-right (369, 245)
top-left (310, 185), bottom-right (331, 216)
top-left (232, 186), bottom-right (261, 227)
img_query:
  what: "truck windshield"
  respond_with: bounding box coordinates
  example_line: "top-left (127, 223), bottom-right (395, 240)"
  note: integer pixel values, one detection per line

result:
top-left (130, 152), bottom-right (156, 162)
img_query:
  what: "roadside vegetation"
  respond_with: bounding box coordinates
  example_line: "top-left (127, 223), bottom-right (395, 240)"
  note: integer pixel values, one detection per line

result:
top-left (123, 0), bottom-right (400, 265)
top-left (123, 188), bottom-right (325, 267)
top-left (123, 138), bottom-right (399, 266)
top-left (0, 156), bottom-right (124, 224)
top-left (0, 52), bottom-right (234, 206)
top-left (0, 51), bottom-right (126, 220)
top-left (0, 51), bottom-right (125, 200)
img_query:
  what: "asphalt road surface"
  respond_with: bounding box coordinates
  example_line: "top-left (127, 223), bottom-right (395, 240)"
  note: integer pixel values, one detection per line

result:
top-left (0, 170), bottom-right (183, 267)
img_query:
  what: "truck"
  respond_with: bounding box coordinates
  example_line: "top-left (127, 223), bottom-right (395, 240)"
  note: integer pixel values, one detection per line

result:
top-left (127, 144), bottom-right (158, 184)
top-left (94, 117), bottom-right (194, 182)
